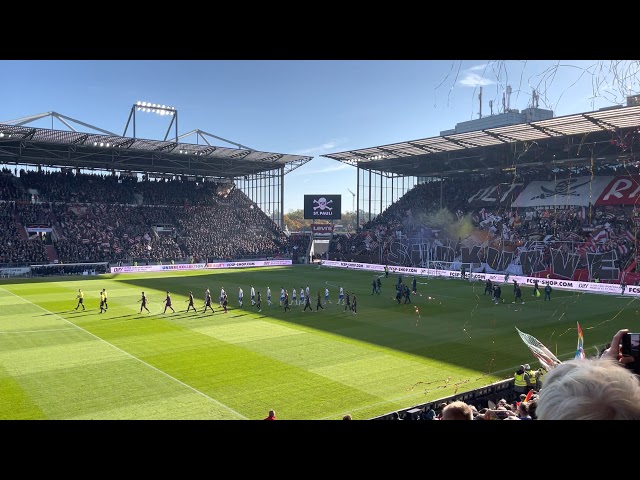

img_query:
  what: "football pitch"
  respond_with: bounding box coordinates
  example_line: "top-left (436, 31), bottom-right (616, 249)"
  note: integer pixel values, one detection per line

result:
top-left (0, 264), bottom-right (635, 420)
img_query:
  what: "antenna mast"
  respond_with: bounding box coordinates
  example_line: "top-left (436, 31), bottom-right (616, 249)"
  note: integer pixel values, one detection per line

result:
top-left (478, 86), bottom-right (483, 118)
top-left (347, 188), bottom-right (356, 213)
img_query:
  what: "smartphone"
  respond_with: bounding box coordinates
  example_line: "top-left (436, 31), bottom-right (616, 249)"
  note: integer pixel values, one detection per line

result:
top-left (621, 332), bottom-right (640, 357)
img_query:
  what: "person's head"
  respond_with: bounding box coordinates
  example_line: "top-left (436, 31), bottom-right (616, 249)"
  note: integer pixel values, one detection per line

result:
top-left (518, 402), bottom-right (530, 417)
top-left (536, 357), bottom-right (640, 420)
top-left (342, 414), bottom-right (352, 420)
top-left (441, 400), bottom-right (474, 420)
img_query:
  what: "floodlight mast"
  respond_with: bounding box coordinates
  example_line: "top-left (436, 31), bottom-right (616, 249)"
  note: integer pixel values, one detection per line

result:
top-left (122, 102), bottom-right (178, 142)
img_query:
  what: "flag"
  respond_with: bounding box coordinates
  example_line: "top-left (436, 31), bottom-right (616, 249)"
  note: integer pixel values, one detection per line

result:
top-left (524, 389), bottom-right (534, 403)
top-left (575, 322), bottom-right (585, 359)
top-left (516, 327), bottom-right (562, 372)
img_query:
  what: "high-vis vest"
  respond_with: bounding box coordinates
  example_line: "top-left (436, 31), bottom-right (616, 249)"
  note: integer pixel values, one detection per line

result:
top-left (514, 372), bottom-right (527, 388)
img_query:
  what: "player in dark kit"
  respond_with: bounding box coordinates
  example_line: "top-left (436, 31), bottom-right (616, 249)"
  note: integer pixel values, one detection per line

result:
top-left (351, 294), bottom-right (357, 314)
top-left (484, 279), bottom-right (493, 295)
top-left (411, 276), bottom-right (417, 294)
top-left (222, 293), bottom-right (228, 313)
top-left (139, 291), bottom-right (150, 313)
top-left (376, 277), bottom-right (382, 294)
top-left (512, 285), bottom-right (524, 304)
top-left (303, 292), bottom-right (313, 311)
top-left (316, 292), bottom-right (324, 311)
top-left (186, 291), bottom-right (197, 313)
top-left (283, 291), bottom-right (291, 312)
top-left (256, 292), bottom-right (262, 312)
top-left (493, 285), bottom-right (503, 304)
top-left (403, 284), bottom-right (412, 304)
top-left (75, 289), bottom-right (85, 311)
top-left (203, 289), bottom-right (215, 313)
top-left (371, 278), bottom-right (377, 295)
top-left (163, 291), bottom-right (175, 313)
top-left (344, 291), bottom-right (351, 311)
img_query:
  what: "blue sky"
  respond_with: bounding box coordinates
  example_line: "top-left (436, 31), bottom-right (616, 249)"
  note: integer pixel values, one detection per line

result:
top-left (1, 60), bottom-right (638, 213)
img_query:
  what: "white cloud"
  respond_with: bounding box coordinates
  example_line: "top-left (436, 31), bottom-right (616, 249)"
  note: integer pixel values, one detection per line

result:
top-left (293, 161), bottom-right (350, 176)
top-left (459, 72), bottom-right (496, 88)
top-left (468, 63), bottom-right (492, 72)
top-left (294, 137), bottom-right (348, 156)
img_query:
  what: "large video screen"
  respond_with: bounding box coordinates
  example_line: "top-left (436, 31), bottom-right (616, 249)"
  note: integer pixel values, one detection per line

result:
top-left (303, 194), bottom-right (341, 220)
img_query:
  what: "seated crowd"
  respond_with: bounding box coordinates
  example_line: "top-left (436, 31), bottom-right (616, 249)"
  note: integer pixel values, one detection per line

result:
top-left (0, 169), bottom-right (295, 264)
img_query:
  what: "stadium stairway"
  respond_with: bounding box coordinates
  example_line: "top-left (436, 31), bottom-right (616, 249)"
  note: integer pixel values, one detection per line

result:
top-left (45, 245), bottom-right (58, 263)
top-left (14, 215), bottom-right (28, 240)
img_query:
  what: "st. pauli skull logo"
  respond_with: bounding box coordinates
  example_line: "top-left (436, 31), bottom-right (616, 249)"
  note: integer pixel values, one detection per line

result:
top-left (313, 197), bottom-right (333, 211)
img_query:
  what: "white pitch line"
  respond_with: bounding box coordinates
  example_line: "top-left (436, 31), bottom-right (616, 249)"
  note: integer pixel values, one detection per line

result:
top-left (0, 287), bottom-right (247, 419)
top-left (0, 327), bottom-right (78, 334)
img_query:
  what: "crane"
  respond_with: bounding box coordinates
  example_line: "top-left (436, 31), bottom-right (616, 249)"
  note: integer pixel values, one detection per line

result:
top-left (347, 188), bottom-right (356, 213)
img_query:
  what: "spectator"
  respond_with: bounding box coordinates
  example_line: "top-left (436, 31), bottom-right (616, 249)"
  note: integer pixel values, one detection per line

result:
top-left (263, 409), bottom-right (276, 420)
top-left (517, 402), bottom-right (533, 420)
top-left (441, 400), bottom-right (474, 420)
top-left (536, 329), bottom-right (640, 420)
top-left (421, 404), bottom-right (436, 420)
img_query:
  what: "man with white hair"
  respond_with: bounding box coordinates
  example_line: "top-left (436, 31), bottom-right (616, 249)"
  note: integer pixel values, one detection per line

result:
top-left (536, 329), bottom-right (640, 420)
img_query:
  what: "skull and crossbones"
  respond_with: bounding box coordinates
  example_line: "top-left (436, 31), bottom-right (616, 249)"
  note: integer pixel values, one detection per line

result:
top-left (313, 197), bottom-right (333, 211)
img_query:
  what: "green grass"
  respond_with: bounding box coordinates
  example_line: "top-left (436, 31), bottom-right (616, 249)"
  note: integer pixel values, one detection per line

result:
top-left (0, 265), bottom-right (636, 420)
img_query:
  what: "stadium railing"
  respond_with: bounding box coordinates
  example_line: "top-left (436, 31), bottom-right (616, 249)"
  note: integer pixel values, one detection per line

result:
top-left (370, 378), bottom-right (515, 420)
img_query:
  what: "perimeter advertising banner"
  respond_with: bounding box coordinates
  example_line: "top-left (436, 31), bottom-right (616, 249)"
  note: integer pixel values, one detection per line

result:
top-left (304, 195), bottom-right (341, 220)
top-left (312, 223), bottom-right (334, 235)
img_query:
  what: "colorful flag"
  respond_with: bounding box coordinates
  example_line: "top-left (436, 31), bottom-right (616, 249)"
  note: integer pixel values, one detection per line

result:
top-left (516, 327), bottom-right (562, 372)
top-left (524, 389), bottom-right (534, 403)
top-left (575, 322), bottom-right (585, 359)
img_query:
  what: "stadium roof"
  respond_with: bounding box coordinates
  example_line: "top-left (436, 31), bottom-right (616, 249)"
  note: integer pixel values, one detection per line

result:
top-left (0, 112), bottom-right (312, 178)
top-left (322, 105), bottom-right (640, 177)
